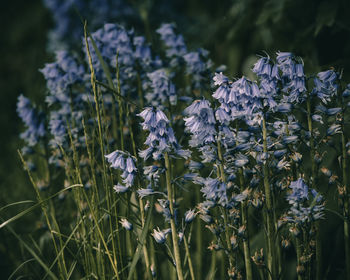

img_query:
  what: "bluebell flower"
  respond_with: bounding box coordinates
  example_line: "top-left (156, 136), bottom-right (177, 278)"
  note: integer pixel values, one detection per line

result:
top-left (327, 124), bottom-right (342, 136)
top-left (183, 49), bottom-right (212, 89)
top-left (17, 95), bottom-right (46, 147)
top-left (286, 178), bottom-right (309, 204)
top-left (156, 23), bottom-right (187, 58)
top-left (145, 69), bottom-right (177, 107)
top-left (275, 52), bottom-right (306, 103)
top-left (184, 209), bottom-right (196, 223)
top-left (49, 118), bottom-right (66, 147)
top-left (285, 179), bottom-right (325, 224)
top-left (138, 107), bottom-right (190, 160)
top-left (184, 99), bottom-right (217, 147)
top-left (137, 188), bottom-right (155, 198)
top-left (312, 70), bottom-right (338, 103)
top-left (133, 36), bottom-right (152, 66)
top-left (105, 150), bottom-right (137, 187)
top-left (152, 227), bottom-right (170, 244)
top-left (41, 51), bottom-right (85, 97)
top-left (113, 184), bottom-right (129, 193)
top-left (120, 218), bottom-right (133, 230)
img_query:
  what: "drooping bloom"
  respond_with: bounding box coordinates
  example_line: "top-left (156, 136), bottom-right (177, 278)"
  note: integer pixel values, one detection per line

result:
top-left (184, 99), bottom-right (217, 147)
top-left (312, 70), bottom-right (338, 103)
top-left (120, 218), bottom-right (133, 230)
top-left (105, 150), bottom-right (137, 188)
top-left (275, 52), bottom-right (306, 103)
top-left (152, 227), bottom-right (171, 244)
top-left (138, 107), bottom-right (190, 160)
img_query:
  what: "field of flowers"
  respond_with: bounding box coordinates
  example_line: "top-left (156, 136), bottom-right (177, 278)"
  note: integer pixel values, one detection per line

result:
top-left (2, 0), bottom-right (350, 279)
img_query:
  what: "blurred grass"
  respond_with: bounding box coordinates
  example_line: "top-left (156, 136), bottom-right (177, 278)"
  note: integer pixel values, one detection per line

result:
top-left (0, 0), bottom-right (51, 277)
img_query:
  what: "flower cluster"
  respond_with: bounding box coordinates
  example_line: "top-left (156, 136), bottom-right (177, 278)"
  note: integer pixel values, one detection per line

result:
top-left (145, 69), bottom-right (176, 107)
top-left (105, 150), bottom-right (137, 191)
top-left (156, 23), bottom-right (187, 59)
top-left (16, 95), bottom-right (45, 147)
top-left (285, 178), bottom-right (324, 224)
top-left (138, 107), bottom-right (190, 160)
top-left (184, 99), bottom-right (216, 147)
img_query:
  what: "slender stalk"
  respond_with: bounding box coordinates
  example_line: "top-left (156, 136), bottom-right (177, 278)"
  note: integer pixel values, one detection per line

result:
top-left (164, 152), bottom-right (184, 280)
top-left (183, 233), bottom-right (195, 280)
top-left (295, 236), bottom-right (303, 280)
top-left (216, 139), bottom-right (236, 268)
top-left (18, 152), bottom-right (68, 279)
top-left (207, 250), bottom-right (217, 280)
top-left (85, 23), bottom-right (120, 280)
top-left (306, 94), bottom-right (322, 279)
top-left (235, 122), bottom-right (253, 279)
top-left (262, 115), bottom-right (277, 280)
top-left (341, 103), bottom-right (350, 280)
top-left (115, 53), bottom-right (124, 151)
top-left (195, 188), bottom-right (203, 280)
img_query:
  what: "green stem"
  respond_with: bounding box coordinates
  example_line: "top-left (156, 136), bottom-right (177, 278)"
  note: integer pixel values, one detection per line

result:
top-left (164, 152), bottom-right (184, 280)
top-left (341, 110), bottom-right (350, 280)
top-left (85, 25), bottom-right (120, 280)
top-left (195, 188), bottom-right (202, 280)
top-left (262, 115), bottom-right (277, 280)
top-left (216, 139), bottom-right (235, 269)
top-left (295, 235), bottom-right (303, 280)
top-left (183, 233), bottom-right (195, 280)
top-left (236, 122), bottom-right (253, 279)
top-left (115, 53), bottom-right (124, 151)
top-left (306, 94), bottom-right (322, 279)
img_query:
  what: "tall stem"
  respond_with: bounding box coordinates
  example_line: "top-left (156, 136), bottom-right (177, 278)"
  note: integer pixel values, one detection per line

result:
top-left (216, 138), bottom-right (235, 269)
top-left (262, 115), bottom-right (277, 280)
top-left (306, 94), bottom-right (322, 279)
top-left (183, 233), bottom-right (195, 280)
top-left (164, 152), bottom-right (184, 280)
top-left (236, 122), bottom-right (253, 279)
top-left (341, 104), bottom-right (350, 280)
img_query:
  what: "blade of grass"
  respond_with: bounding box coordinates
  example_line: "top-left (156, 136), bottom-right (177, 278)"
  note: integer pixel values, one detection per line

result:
top-left (8, 258), bottom-right (35, 280)
top-left (0, 184), bottom-right (82, 229)
top-left (0, 200), bottom-right (34, 212)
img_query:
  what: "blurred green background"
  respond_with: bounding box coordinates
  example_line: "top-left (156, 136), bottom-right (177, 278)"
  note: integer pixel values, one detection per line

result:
top-left (1, 0), bottom-right (350, 278)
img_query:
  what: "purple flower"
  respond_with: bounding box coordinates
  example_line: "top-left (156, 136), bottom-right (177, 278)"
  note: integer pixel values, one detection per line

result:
top-left (138, 107), bottom-right (190, 160)
top-left (184, 99), bottom-right (217, 147)
top-left (17, 95), bottom-right (46, 147)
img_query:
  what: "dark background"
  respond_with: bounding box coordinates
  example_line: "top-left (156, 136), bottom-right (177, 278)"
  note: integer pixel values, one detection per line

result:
top-left (1, 0), bottom-right (350, 277)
